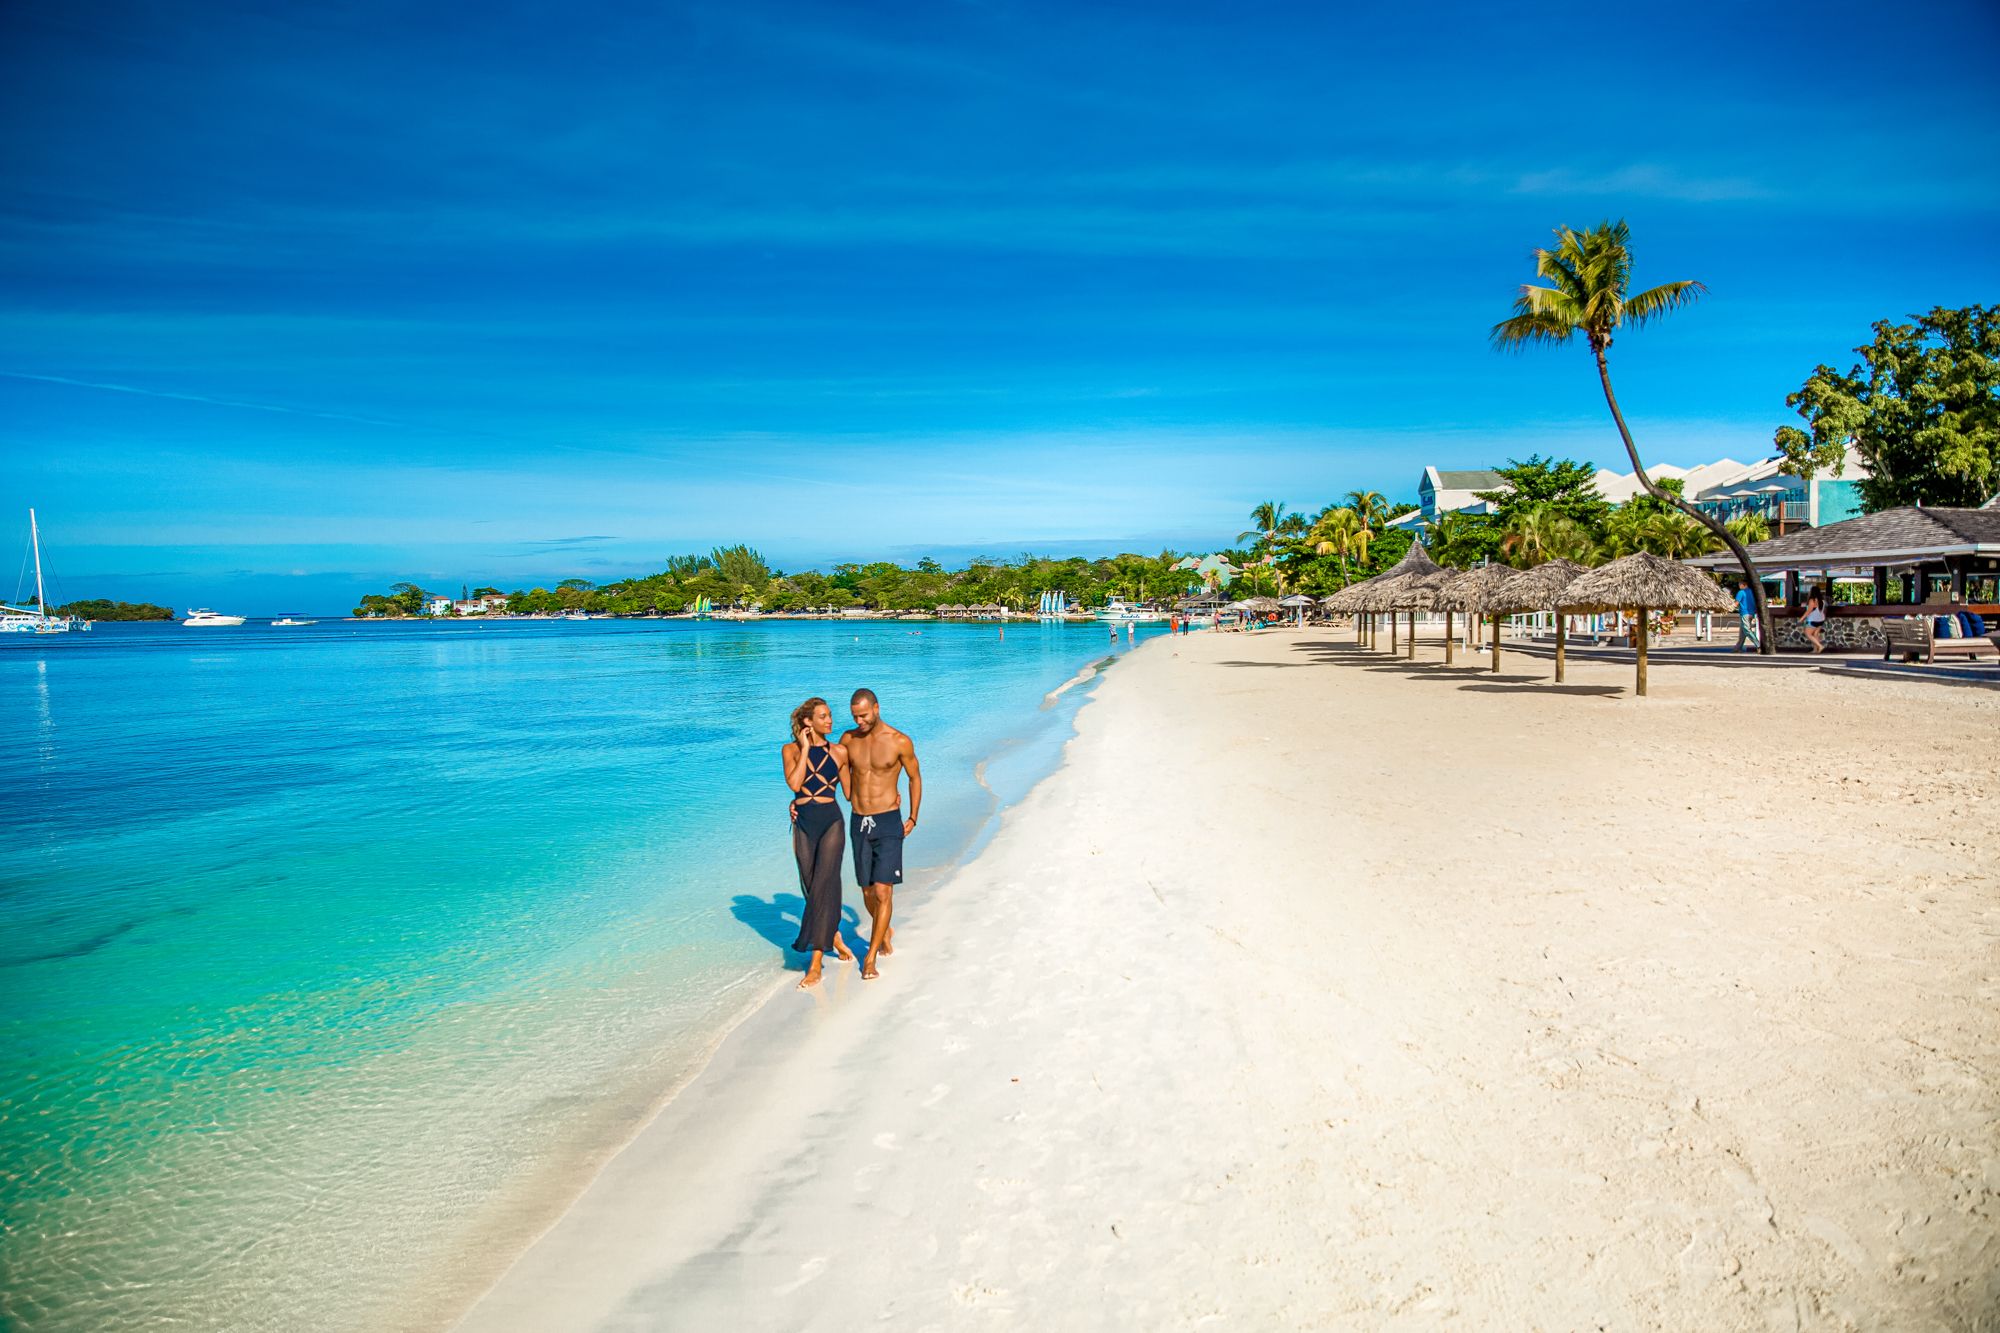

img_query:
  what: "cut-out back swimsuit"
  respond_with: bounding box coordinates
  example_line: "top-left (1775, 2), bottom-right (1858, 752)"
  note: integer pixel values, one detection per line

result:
top-left (790, 745), bottom-right (845, 955)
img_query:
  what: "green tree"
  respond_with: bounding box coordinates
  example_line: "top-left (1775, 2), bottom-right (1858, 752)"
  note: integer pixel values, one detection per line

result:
top-left (1344, 490), bottom-right (1391, 530)
top-left (1427, 511), bottom-right (1501, 568)
top-left (1475, 455), bottom-right (1610, 529)
top-left (1499, 503), bottom-right (1596, 566)
top-left (1774, 304), bottom-right (2000, 509)
top-left (1725, 513), bottom-right (1770, 545)
top-left (1309, 507), bottom-right (1371, 587)
top-left (388, 582), bottom-right (427, 615)
top-left (1491, 220), bottom-right (1768, 651)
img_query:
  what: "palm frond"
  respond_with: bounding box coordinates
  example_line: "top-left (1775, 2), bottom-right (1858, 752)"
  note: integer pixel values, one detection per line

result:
top-left (1623, 279), bottom-right (1707, 327)
top-left (1490, 310), bottom-right (1576, 351)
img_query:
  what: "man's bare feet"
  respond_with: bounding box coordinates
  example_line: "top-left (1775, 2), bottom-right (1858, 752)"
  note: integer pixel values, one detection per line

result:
top-left (861, 952), bottom-right (880, 980)
top-left (798, 967), bottom-right (822, 989)
top-left (880, 926), bottom-right (894, 956)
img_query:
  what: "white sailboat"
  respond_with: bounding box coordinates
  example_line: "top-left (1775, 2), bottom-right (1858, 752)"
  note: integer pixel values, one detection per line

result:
top-left (1, 510), bottom-right (89, 634)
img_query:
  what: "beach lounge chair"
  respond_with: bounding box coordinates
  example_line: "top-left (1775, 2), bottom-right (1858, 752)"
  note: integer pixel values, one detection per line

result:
top-left (1883, 611), bottom-right (2000, 664)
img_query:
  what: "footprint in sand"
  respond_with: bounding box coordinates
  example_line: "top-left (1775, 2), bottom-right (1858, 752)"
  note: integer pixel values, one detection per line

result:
top-left (922, 1083), bottom-right (950, 1107)
top-left (873, 1132), bottom-right (900, 1151)
top-left (780, 1256), bottom-right (829, 1294)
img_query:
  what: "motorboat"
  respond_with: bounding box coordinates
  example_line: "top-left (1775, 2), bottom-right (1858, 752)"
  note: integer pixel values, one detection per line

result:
top-left (183, 609), bottom-right (247, 626)
top-left (271, 617), bottom-right (317, 626)
top-left (1093, 597), bottom-right (1165, 624)
top-left (1, 510), bottom-right (88, 634)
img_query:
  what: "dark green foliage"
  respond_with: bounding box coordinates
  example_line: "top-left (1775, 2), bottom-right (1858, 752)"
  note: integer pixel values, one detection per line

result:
top-left (1775, 304), bottom-right (2000, 510)
top-left (1475, 455), bottom-right (1610, 527)
top-left (53, 599), bottom-right (173, 621)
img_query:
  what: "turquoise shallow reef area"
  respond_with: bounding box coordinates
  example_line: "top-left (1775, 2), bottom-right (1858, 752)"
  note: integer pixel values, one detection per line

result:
top-left (0, 617), bottom-right (1149, 1331)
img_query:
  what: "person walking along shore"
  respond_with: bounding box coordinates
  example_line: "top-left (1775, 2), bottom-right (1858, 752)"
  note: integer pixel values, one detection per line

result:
top-left (841, 688), bottom-right (923, 980)
top-left (781, 698), bottom-right (854, 988)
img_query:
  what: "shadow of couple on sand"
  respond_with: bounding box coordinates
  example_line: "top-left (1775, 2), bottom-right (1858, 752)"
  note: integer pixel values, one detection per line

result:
top-left (729, 893), bottom-right (865, 971)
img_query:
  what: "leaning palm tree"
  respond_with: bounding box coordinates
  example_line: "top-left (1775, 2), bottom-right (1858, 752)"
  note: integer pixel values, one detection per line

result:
top-left (1491, 221), bottom-right (1771, 652)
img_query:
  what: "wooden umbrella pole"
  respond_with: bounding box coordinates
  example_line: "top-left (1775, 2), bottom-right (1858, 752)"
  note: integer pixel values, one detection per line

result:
top-left (1406, 611), bottom-right (1416, 659)
top-left (1389, 612), bottom-right (1398, 654)
top-left (1555, 615), bottom-right (1566, 683)
top-left (1490, 613), bottom-right (1501, 672)
top-left (1636, 609), bottom-right (1649, 697)
top-left (1444, 610), bottom-right (1454, 665)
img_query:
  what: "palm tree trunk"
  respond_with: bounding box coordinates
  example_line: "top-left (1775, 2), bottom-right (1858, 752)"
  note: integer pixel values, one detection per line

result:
top-left (1594, 347), bottom-right (1773, 653)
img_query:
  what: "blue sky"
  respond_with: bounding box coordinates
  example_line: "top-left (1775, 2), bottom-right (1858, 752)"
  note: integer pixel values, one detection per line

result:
top-left (4, 0), bottom-right (1997, 613)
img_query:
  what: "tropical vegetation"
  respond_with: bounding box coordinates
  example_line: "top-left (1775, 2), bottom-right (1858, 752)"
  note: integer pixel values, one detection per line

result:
top-left (51, 599), bottom-right (174, 621)
top-left (1773, 303), bottom-right (2000, 511)
top-left (1489, 219), bottom-right (1772, 651)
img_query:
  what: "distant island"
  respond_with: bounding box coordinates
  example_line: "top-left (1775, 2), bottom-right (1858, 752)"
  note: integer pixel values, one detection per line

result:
top-left (55, 599), bottom-right (175, 621)
top-left (351, 542), bottom-right (1296, 618)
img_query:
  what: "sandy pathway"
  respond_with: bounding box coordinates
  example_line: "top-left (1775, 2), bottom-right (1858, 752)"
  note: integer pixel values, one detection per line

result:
top-left (454, 629), bottom-right (1999, 1331)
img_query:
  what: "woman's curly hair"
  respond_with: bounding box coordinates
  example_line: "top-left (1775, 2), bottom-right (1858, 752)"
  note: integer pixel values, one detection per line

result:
top-left (790, 696), bottom-right (828, 740)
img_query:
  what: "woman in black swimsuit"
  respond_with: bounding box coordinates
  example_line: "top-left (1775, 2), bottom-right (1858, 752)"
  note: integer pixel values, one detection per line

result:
top-left (781, 697), bottom-right (853, 987)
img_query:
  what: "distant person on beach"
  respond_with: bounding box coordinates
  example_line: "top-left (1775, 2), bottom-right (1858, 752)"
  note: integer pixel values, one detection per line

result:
top-left (781, 698), bottom-right (854, 988)
top-left (841, 688), bottom-right (923, 979)
top-left (1733, 582), bottom-right (1759, 653)
top-left (1802, 587), bottom-right (1827, 654)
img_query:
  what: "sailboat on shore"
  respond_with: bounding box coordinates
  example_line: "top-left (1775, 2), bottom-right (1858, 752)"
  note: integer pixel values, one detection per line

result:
top-left (1, 510), bottom-right (89, 634)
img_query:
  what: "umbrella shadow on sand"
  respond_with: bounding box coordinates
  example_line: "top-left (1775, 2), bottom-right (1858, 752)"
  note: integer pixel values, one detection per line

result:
top-left (730, 893), bottom-right (864, 971)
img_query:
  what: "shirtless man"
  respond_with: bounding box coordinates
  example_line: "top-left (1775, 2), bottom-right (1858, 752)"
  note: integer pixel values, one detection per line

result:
top-left (840, 688), bottom-right (922, 980)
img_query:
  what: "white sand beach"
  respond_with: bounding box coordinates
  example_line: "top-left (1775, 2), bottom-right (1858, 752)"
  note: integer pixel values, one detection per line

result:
top-left (453, 629), bottom-right (1999, 1331)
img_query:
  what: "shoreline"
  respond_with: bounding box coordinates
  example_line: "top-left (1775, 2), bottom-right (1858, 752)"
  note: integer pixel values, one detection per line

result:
top-left (408, 650), bottom-right (1121, 1332)
top-left (449, 627), bottom-right (1995, 1329)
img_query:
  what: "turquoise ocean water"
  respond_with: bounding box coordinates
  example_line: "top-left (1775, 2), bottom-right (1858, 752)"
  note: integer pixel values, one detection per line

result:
top-left (0, 618), bottom-right (1153, 1331)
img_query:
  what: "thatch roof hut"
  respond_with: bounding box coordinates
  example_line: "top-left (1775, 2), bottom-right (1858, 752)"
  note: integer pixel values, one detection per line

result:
top-left (1489, 558), bottom-right (1592, 681)
top-left (1562, 553), bottom-right (1734, 696)
top-left (1345, 541), bottom-right (1445, 651)
top-left (1435, 564), bottom-right (1519, 670)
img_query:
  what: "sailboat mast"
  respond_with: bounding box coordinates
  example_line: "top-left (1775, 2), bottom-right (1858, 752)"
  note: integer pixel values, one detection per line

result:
top-left (30, 508), bottom-right (46, 613)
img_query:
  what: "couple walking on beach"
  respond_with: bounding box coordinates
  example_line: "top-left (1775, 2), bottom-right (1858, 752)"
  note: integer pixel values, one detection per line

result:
top-left (780, 688), bottom-right (923, 987)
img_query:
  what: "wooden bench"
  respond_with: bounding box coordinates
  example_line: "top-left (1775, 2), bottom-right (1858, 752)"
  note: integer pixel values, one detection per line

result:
top-left (1883, 614), bottom-right (2000, 664)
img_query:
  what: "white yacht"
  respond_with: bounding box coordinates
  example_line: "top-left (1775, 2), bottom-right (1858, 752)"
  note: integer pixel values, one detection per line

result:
top-left (183, 609), bottom-right (247, 627)
top-left (271, 617), bottom-right (317, 626)
top-left (2, 510), bottom-right (89, 634)
top-left (1093, 597), bottom-right (1165, 624)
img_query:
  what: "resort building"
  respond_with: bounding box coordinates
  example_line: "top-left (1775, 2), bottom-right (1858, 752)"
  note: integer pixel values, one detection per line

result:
top-left (1410, 449), bottom-right (1871, 535)
top-left (1415, 467), bottom-right (1506, 522)
top-left (423, 596), bottom-right (453, 617)
top-left (1686, 504), bottom-right (2000, 650)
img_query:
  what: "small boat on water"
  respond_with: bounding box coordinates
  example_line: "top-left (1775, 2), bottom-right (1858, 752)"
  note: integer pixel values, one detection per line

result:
top-left (183, 609), bottom-right (247, 626)
top-left (271, 617), bottom-right (317, 626)
top-left (2, 510), bottom-right (89, 634)
top-left (1094, 597), bottom-right (1165, 624)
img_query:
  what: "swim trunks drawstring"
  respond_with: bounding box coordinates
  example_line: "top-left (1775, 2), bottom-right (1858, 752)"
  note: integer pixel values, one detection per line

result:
top-left (859, 814), bottom-right (877, 834)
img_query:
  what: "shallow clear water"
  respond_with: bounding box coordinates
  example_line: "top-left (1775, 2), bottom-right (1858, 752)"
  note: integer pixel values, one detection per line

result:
top-left (0, 618), bottom-right (1151, 1331)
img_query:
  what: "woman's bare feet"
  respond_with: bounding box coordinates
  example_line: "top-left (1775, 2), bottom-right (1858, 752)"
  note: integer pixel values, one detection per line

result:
top-left (798, 964), bottom-right (822, 989)
top-left (831, 937), bottom-right (855, 962)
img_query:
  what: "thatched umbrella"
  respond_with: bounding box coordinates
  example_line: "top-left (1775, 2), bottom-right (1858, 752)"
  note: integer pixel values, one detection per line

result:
top-left (1355, 541), bottom-right (1443, 652)
top-left (1243, 595), bottom-right (1281, 613)
top-left (1489, 559), bottom-right (1591, 682)
top-left (1561, 553), bottom-right (1735, 696)
top-left (1374, 567), bottom-right (1456, 660)
top-left (1435, 564), bottom-right (1518, 671)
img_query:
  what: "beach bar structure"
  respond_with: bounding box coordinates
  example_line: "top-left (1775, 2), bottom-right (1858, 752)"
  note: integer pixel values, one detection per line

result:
top-left (1687, 505), bottom-right (2000, 651)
